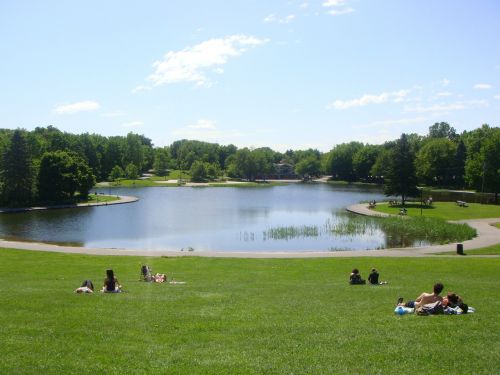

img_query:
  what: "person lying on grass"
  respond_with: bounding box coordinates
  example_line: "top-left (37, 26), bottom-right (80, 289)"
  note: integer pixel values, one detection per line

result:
top-left (153, 273), bottom-right (167, 283)
top-left (101, 269), bottom-right (122, 293)
top-left (75, 279), bottom-right (94, 294)
top-left (397, 282), bottom-right (444, 309)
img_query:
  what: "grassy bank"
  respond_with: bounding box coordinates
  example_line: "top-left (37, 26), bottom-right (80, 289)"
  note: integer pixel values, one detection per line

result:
top-left (84, 194), bottom-right (120, 204)
top-left (1, 248), bottom-right (498, 374)
top-left (434, 243), bottom-right (500, 256)
top-left (373, 201), bottom-right (500, 221)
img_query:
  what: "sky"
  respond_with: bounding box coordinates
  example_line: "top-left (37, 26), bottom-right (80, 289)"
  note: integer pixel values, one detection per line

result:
top-left (1, 0), bottom-right (499, 152)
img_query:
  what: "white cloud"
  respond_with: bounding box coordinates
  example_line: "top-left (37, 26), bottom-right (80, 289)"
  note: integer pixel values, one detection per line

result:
top-left (299, 2), bottom-right (309, 9)
top-left (187, 119), bottom-right (217, 130)
top-left (264, 14), bottom-right (295, 24)
top-left (328, 90), bottom-right (409, 110)
top-left (264, 14), bottom-right (276, 22)
top-left (323, 0), bottom-right (346, 6)
top-left (146, 35), bottom-right (268, 87)
top-left (322, 0), bottom-right (354, 15)
top-left (54, 100), bottom-right (100, 114)
top-left (121, 121), bottom-right (144, 128)
top-left (474, 83), bottom-right (492, 90)
top-left (437, 92), bottom-right (452, 97)
top-left (494, 95), bottom-right (500, 100)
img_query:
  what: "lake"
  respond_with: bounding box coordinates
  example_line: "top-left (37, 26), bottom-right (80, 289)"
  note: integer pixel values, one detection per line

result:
top-left (0, 183), bottom-right (413, 252)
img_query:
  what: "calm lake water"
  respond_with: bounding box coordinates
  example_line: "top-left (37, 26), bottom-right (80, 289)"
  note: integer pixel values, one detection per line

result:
top-left (0, 184), bottom-right (409, 252)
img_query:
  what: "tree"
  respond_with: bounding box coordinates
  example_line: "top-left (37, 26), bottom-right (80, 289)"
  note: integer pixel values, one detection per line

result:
top-left (415, 138), bottom-right (457, 186)
top-left (190, 160), bottom-right (207, 182)
top-left (37, 151), bottom-right (95, 202)
top-left (153, 148), bottom-right (170, 177)
top-left (370, 149), bottom-right (392, 181)
top-left (295, 156), bottom-right (321, 180)
top-left (352, 145), bottom-right (380, 181)
top-left (465, 127), bottom-right (500, 203)
top-left (122, 133), bottom-right (144, 171)
top-left (109, 165), bottom-right (124, 182)
top-left (428, 122), bottom-right (457, 141)
top-left (324, 142), bottom-right (363, 181)
top-left (125, 163), bottom-right (139, 180)
top-left (0, 129), bottom-right (34, 206)
top-left (453, 140), bottom-right (466, 188)
top-left (384, 134), bottom-right (419, 205)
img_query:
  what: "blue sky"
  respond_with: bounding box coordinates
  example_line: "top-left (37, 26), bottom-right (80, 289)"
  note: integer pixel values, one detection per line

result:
top-left (1, 0), bottom-right (499, 151)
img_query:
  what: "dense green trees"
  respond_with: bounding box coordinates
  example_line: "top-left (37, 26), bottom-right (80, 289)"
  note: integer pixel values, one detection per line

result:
top-left (0, 122), bottom-right (499, 207)
top-left (415, 138), bottom-right (457, 186)
top-left (324, 142), bottom-right (363, 181)
top-left (37, 151), bottom-right (95, 202)
top-left (0, 130), bottom-right (34, 206)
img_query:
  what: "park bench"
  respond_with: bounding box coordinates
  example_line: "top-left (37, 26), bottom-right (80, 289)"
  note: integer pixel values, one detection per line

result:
top-left (456, 200), bottom-right (468, 207)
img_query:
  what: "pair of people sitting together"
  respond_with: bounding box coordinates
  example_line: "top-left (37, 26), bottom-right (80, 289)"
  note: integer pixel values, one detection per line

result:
top-left (349, 268), bottom-right (387, 285)
top-left (74, 269), bottom-right (122, 293)
top-left (141, 265), bottom-right (167, 283)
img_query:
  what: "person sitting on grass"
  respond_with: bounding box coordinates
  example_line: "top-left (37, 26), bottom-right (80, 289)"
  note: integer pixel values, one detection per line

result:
top-left (75, 279), bottom-right (94, 294)
top-left (102, 269), bottom-right (122, 293)
top-left (368, 268), bottom-right (388, 285)
top-left (397, 282), bottom-right (444, 309)
top-left (349, 268), bottom-right (366, 285)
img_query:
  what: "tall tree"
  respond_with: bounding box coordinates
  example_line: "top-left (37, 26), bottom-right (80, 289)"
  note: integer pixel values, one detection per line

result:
top-left (384, 134), bottom-right (419, 205)
top-left (325, 142), bottom-right (363, 181)
top-left (415, 138), bottom-right (457, 186)
top-left (428, 122), bottom-right (457, 141)
top-left (0, 129), bottom-right (34, 206)
top-left (37, 151), bottom-right (95, 202)
top-left (153, 148), bottom-right (170, 176)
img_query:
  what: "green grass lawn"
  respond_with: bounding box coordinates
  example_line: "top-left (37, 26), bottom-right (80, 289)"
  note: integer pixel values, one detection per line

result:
top-left (83, 194), bottom-right (120, 204)
top-left (374, 201), bottom-right (500, 221)
top-left (1, 248), bottom-right (499, 374)
top-left (434, 243), bottom-right (500, 256)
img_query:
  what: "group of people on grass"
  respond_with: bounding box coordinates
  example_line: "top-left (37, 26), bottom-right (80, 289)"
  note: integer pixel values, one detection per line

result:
top-left (75, 266), bottom-right (179, 294)
top-left (74, 269), bottom-right (122, 294)
top-left (349, 269), bottom-right (472, 315)
top-left (349, 268), bottom-right (387, 285)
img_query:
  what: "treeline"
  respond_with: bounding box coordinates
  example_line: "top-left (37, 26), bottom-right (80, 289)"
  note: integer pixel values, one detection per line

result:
top-left (0, 123), bottom-right (498, 207)
top-left (324, 123), bottom-right (499, 194)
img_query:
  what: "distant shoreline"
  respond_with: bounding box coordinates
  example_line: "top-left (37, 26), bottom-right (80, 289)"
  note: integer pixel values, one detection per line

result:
top-left (0, 195), bottom-right (138, 214)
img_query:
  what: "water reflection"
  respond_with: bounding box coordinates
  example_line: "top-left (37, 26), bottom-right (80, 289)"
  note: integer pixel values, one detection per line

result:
top-left (0, 184), bottom-right (426, 252)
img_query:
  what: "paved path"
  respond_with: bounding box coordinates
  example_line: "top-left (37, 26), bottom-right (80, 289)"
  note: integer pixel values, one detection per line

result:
top-left (346, 203), bottom-right (500, 255)
top-left (0, 202), bottom-right (498, 258)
